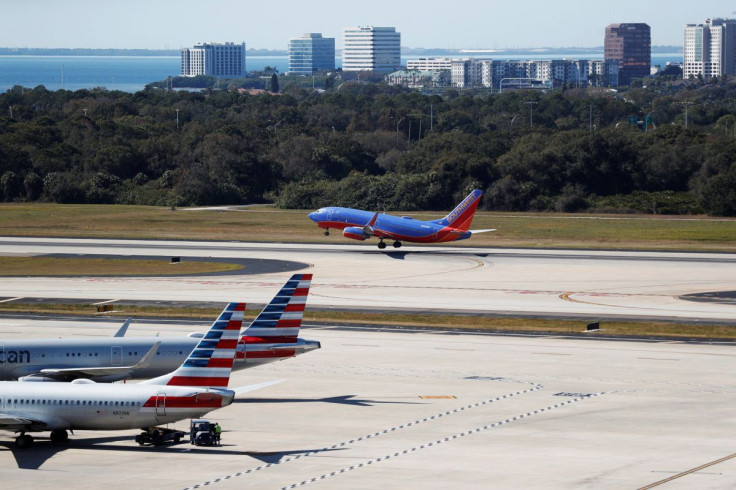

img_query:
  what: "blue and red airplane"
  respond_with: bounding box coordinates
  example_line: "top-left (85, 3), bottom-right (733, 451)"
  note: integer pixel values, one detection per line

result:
top-left (308, 189), bottom-right (495, 249)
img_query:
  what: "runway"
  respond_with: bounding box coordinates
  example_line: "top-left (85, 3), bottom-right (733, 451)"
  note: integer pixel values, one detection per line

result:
top-left (1, 237), bottom-right (736, 322)
top-left (0, 317), bottom-right (735, 488)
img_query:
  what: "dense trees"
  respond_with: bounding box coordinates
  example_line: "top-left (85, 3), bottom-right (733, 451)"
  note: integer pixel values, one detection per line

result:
top-left (1, 78), bottom-right (736, 215)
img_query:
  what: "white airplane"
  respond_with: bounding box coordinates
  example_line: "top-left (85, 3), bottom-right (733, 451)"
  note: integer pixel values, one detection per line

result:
top-left (0, 274), bottom-right (319, 382)
top-left (0, 302), bottom-right (279, 449)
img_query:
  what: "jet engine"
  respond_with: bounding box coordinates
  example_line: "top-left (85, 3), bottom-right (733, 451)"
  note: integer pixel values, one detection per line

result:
top-left (343, 226), bottom-right (369, 241)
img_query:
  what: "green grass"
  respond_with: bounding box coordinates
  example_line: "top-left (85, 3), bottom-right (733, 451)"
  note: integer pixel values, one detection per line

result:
top-left (0, 302), bottom-right (734, 340)
top-left (1, 203), bottom-right (736, 251)
top-left (0, 257), bottom-right (242, 276)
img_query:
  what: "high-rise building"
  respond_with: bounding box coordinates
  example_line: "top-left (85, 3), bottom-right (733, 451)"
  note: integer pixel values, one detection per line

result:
top-left (684, 18), bottom-right (736, 79)
top-left (288, 33), bottom-right (335, 74)
top-left (604, 23), bottom-right (651, 86)
top-left (181, 42), bottom-right (246, 78)
top-left (342, 26), bottom-right (401, 72)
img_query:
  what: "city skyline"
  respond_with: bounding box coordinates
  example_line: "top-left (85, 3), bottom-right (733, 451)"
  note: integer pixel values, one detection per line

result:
top-left (1, 0), bottom-right (732, 51)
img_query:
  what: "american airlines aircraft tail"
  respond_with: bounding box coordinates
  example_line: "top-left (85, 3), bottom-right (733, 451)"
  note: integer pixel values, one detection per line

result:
top-left (143, 302), bottom-right (245, 388)
top-left (239, 273), bottom-right (320, 366)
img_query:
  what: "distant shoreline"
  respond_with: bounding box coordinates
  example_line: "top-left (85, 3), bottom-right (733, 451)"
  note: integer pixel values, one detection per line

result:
top-left (0, 46), bottom-right (682, 57)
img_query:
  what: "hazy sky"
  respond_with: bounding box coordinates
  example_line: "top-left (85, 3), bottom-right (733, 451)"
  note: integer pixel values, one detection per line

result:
top-left (2, 1), bottom-right (733, 50)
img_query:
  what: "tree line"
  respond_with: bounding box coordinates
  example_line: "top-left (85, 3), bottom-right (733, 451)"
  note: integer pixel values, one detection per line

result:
top-left (1, 77), bottom-right (736, 215)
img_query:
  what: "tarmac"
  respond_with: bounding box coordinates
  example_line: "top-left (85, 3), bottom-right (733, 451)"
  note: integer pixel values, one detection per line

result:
top-left (0, 237), bottom-right (735, 488)
top-left (0, 317), bottom-right (735, 489)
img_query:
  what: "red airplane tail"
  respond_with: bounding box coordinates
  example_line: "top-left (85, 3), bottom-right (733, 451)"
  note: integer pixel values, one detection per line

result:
top-left (436, 190), bottom-right (483, 231)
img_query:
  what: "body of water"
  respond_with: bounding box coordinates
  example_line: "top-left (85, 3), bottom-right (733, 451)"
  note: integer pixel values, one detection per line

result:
top-left (0, 52), bottom-right (682, 93)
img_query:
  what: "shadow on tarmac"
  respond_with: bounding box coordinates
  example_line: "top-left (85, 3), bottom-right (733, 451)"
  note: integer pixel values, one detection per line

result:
top-left (239, 395), bottom-right (422, 407)
top-left (0, 433), bottom-right (268, 469)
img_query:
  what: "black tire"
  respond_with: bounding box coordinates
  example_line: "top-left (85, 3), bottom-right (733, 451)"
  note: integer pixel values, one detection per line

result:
top-left (174, 434), bottom-right (181, 443)
top-left (377, 241), bottom-right (386, 249)
top-left (16, 434), bottom-right (33, 449)
top-left (393, 241), bottom-right (402, 248)
top-left (50, 429), bottom-right (68, 443)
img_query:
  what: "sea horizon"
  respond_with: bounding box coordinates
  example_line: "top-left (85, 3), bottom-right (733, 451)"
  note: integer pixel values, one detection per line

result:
top-left (1, 50), bottom-right (684, 94)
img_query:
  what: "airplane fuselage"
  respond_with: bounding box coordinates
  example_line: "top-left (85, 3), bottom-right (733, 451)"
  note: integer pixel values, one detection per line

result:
top-left (309, 207), bottom-right (471, 243)
top-left (0, 335), bottom-right (319, 381)
top-left (0, 381), bottom-right (233, 431)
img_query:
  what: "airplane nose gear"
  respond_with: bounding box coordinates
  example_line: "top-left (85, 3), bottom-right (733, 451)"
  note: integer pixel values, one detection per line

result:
top-left (393, 241), bottom-right (402, 248)
top-left (324, 228), bottom-right (330, 236)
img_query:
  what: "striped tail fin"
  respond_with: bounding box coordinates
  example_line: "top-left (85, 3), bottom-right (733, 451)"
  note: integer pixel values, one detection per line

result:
top-left (144, 302), bottom-right (245, 388)
top-left (434, 190), bottom-right (483, 231)
top-left (238, 274), bottom-right (312, 363)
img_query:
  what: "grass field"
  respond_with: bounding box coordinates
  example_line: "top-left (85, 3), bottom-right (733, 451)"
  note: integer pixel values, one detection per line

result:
top-left (0, 256), bottom-right (242, 276)
top-left (0, 302), bottom-right (733, 340)
top-left (1, 203), bottom-right (736, 251)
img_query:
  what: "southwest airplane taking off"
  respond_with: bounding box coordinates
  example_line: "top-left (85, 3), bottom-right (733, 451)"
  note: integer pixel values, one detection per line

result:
top-left (0, 274), bottom-right (318, 382)
top-left (0, 302), bottom-right (278, 448)
top-left (308, 190), bottom-right (494, 249)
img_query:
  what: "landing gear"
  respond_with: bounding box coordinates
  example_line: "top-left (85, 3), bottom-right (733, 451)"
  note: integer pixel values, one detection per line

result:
top-left (377, 240), bottom-right (387, 250)
top-left (392, 241), bottom-right (402, 248)
top-left (50, 429), bottom-right (69, 443)
top-left (15, 433), bottom-right (33, 449)
top-left (324, 228), bottom-right (330, 236)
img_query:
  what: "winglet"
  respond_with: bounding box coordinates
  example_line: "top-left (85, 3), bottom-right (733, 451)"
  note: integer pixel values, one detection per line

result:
top-left (133, 341), bottom-right (161, 369)
top-left (113, 318), bottom-right (132, 338)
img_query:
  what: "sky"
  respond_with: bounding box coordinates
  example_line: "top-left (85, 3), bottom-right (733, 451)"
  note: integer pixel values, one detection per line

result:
top-left (2, 1), bottom-right (733, 50)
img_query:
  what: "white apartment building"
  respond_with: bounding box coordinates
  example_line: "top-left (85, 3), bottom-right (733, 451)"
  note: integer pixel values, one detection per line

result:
top-left (406, 57), bottom-right (453, 71)
top-left (343, 26), bottom-right (401, 72)
top-left (684, 19), bottom-right (736, 79)
top-left (453, 59), bottom-right (618, 90)
top-left (451, 59), bottom-right (484, 87)
top-left (181, 42), bottom-right (246, 78)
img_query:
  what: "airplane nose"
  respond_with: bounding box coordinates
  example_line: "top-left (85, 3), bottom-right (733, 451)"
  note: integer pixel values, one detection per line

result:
top-left (308, 211), bottom-right (318, 222)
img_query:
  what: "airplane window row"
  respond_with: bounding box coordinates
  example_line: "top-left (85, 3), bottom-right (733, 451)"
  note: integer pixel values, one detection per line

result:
top-left (10, 399), bottom-right (141, 407)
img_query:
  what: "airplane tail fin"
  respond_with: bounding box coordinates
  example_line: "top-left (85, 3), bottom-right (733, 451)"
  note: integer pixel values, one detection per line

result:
top-left (143, 302), bottom-right (245, 388)
top-left (435, 190), bottom-right (484, 231)
top-left (239, 274), bottom-right (312, 362)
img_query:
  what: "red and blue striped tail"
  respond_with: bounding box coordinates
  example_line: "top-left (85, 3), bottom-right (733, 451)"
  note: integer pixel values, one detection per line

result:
top-left (241, 273), bottom-right (311, 344)
top-left (165, 302), bottom-right (245, 388)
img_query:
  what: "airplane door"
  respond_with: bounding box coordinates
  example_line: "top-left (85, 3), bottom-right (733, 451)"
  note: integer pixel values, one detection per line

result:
top-left (236, 339), bottom-right (246, 364)
top-left (155, 393), bottom-right (166, 416)
top-left (111, 346), bottom-right (122, 366)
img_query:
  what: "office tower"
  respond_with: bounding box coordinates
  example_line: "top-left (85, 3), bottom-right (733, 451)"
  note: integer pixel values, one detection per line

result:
top-left (288, 33), bottom-right (335, 74)
top-left (684, 18), bottom-right (736, 79)
top-left (604, 23), bottom-right (651, 86)
top-left (181, 42), bottom-right (246, 78)
top-left (343, 26), bottom-right (401, 72)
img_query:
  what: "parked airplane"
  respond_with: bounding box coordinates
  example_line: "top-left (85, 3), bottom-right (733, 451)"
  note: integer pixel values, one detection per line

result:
top-left (0, 274), bottom-right (319, 382)
top-left (0, 302), bottom-right (279, 448)
top-left (308, 190), bottom-right (495, 249)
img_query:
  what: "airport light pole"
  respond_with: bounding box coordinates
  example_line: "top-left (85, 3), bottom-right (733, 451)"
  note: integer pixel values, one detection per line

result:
top-left (176, 109), bottom-right (180, 129)
top-left (396, 117), bottom-right (404, 142)
top-left (677, 101), bottom-right (694, 128)
top-left (525, 101), bottom-right (538, 129)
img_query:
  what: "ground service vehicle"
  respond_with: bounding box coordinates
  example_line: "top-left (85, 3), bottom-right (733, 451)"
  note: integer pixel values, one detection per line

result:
top-left (135, 427), bottom-right (185, 446)
top-left (190, 419), bottom-right (217, 446)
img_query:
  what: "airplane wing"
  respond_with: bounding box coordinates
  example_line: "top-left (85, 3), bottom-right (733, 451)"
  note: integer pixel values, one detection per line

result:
top-left (33, 341), bottom-right (161, 382)
top-left (0, 413), bottom-right (47, 431)
top-left (113, 318), bottom-right (132, 337)
top-left (232, 379), bottom-right (283, 396)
